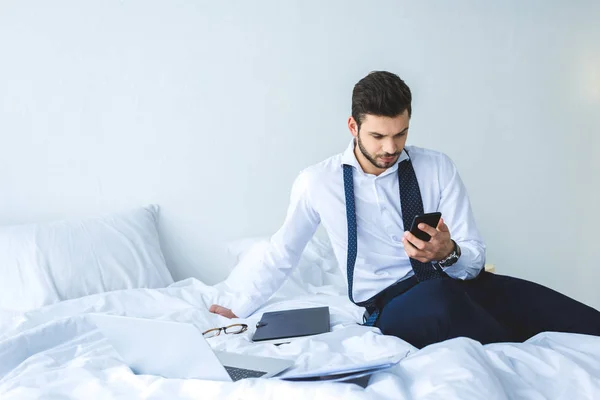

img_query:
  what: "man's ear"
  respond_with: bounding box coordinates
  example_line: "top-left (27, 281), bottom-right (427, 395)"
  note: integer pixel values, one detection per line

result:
top-left (348, 116), bottom-right (359, 138)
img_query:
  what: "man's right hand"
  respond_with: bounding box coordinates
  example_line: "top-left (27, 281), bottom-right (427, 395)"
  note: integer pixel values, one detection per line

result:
top-left (209, 304), bottom-right (237, 319)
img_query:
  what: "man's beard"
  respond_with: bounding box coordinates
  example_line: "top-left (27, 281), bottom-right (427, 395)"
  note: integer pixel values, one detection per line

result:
top-left (356, 135), bottom-right (400, 169)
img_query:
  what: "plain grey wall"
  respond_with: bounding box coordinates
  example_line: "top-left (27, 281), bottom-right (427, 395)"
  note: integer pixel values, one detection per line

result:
top-left (1, 1), bottom-right (599, 308)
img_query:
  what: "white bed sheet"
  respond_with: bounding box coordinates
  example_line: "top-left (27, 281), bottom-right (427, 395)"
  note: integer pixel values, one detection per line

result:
top-left (1, 276), bottom-right (600, 400)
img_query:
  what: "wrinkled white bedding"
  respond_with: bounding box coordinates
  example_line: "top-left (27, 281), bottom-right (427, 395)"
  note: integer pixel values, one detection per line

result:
top-left (2, 277), bottom-right (600, 399)
top-left (2, 236), bottom-right (600, 399)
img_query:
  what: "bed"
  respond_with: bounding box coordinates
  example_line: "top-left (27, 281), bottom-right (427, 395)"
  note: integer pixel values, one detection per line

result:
top-left (1, 206), bottom-right (599, 399)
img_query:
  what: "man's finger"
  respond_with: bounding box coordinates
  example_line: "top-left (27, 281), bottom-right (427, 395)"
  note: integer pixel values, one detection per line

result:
top-left (210, 304), bottom-right (227, 314)
top-left (403, 238), bottom-right (434, 263)
top-left (403, 237), bottom-right (417, 256)
top-left (404, 231), bottom-right (426, 250)
top-left (209, 304), bottom-right (235, 318)
top-left (417, 223), bottom-right (437, 237)
top-left (437, 217), bottom-right (450, 233)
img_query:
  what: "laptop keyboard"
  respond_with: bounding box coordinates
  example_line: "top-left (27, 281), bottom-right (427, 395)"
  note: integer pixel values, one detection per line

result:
top-left (224, 366), bottom-right (267, 381)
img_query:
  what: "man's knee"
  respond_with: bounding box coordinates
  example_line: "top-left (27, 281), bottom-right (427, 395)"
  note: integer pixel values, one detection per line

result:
top-left (377, 279), bottom-right (465, 347)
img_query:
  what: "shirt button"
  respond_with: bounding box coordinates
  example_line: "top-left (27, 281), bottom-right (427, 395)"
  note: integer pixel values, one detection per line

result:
top-left (392, 235), bottom-right (399, 242)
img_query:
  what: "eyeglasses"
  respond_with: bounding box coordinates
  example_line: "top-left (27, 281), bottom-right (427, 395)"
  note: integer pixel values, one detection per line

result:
top-left (202, 323), bottom-right (248, 338)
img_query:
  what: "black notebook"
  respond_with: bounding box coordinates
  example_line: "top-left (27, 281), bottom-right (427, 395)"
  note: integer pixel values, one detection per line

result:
top-left (251, 306), bottom-right (330, 342)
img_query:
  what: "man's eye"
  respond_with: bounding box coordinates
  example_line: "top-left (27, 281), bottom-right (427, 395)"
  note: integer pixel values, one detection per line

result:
top-left (373, 135), bottom-right (383, 139)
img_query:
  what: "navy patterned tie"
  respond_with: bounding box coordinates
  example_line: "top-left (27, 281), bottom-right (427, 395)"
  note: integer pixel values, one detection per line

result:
top-left (343, 151), bottom-right (443, 326)
top-left (397, 157), bottom-right (445, 281)
top-left (343, 164), bottom-right (359, 304)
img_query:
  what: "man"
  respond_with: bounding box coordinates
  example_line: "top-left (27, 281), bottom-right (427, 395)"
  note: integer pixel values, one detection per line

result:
top-left (210, 71), bottom-right (600, 349)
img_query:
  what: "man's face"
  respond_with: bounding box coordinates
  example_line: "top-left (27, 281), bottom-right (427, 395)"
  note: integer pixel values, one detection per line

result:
top-left (348, 111), bottom-right (410, 173)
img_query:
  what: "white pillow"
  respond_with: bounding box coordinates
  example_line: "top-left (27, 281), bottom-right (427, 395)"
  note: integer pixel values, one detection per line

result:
top-left (0, 205), bottom-right (173, 312)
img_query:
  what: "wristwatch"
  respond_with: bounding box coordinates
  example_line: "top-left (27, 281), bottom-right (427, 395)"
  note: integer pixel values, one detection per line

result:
top-left (437, 240), bottom-right (461, 268)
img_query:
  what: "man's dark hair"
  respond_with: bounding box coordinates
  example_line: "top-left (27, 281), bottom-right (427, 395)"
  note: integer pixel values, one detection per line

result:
top-left (351, 71), bottom-right (412, 130)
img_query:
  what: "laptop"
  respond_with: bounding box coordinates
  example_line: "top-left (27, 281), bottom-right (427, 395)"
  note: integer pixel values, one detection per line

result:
top-left (90, 314), bottom-right (294, 382)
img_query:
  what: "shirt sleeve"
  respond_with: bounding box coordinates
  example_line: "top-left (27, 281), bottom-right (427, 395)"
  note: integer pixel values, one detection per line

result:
top-left (230, 170), bottom-right (321, 318)
top-left (436, 154), bottom-right (486, 279)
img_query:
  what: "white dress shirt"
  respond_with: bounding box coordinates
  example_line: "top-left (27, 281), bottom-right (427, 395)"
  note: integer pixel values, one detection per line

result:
top-left (231, 140), bottom-right (486, 318)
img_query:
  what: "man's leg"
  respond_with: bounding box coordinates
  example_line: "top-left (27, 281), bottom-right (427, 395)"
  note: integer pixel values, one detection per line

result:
top-left (458, 271), bottom-right (600, 341)
top-left (376, 278), bottom-right (515, 349)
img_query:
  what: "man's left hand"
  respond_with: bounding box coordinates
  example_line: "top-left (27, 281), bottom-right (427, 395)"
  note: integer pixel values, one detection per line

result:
top-left (402, 217), bottom-right (454, 263)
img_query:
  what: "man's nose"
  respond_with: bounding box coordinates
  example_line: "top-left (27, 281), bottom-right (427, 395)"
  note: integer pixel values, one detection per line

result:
top-left (383, 139), bottom-right (397, 155)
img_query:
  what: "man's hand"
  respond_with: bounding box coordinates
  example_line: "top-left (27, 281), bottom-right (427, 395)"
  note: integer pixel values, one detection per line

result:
top-left (402, 217), bottom-right (454, 263)
top-left (209, 304), bottom-right (238, 319)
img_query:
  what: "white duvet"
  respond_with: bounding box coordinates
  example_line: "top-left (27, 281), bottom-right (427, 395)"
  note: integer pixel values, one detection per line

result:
top-left (2, 238), bottom-right (600, 399)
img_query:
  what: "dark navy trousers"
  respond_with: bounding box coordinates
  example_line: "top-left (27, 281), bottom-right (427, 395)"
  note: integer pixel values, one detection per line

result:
top-left (376, 271), bottom-right (600, 349)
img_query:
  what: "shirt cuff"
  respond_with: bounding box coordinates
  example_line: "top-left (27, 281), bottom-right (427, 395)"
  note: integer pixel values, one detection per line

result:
top-left (442, 243), bottom-right (484, 280)
top-left (230, 295), bottom-right (261, 319)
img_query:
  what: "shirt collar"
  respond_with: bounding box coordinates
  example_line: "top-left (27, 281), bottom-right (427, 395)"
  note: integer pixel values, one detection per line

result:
top-left (341, 138), bottom-right (409, 177)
